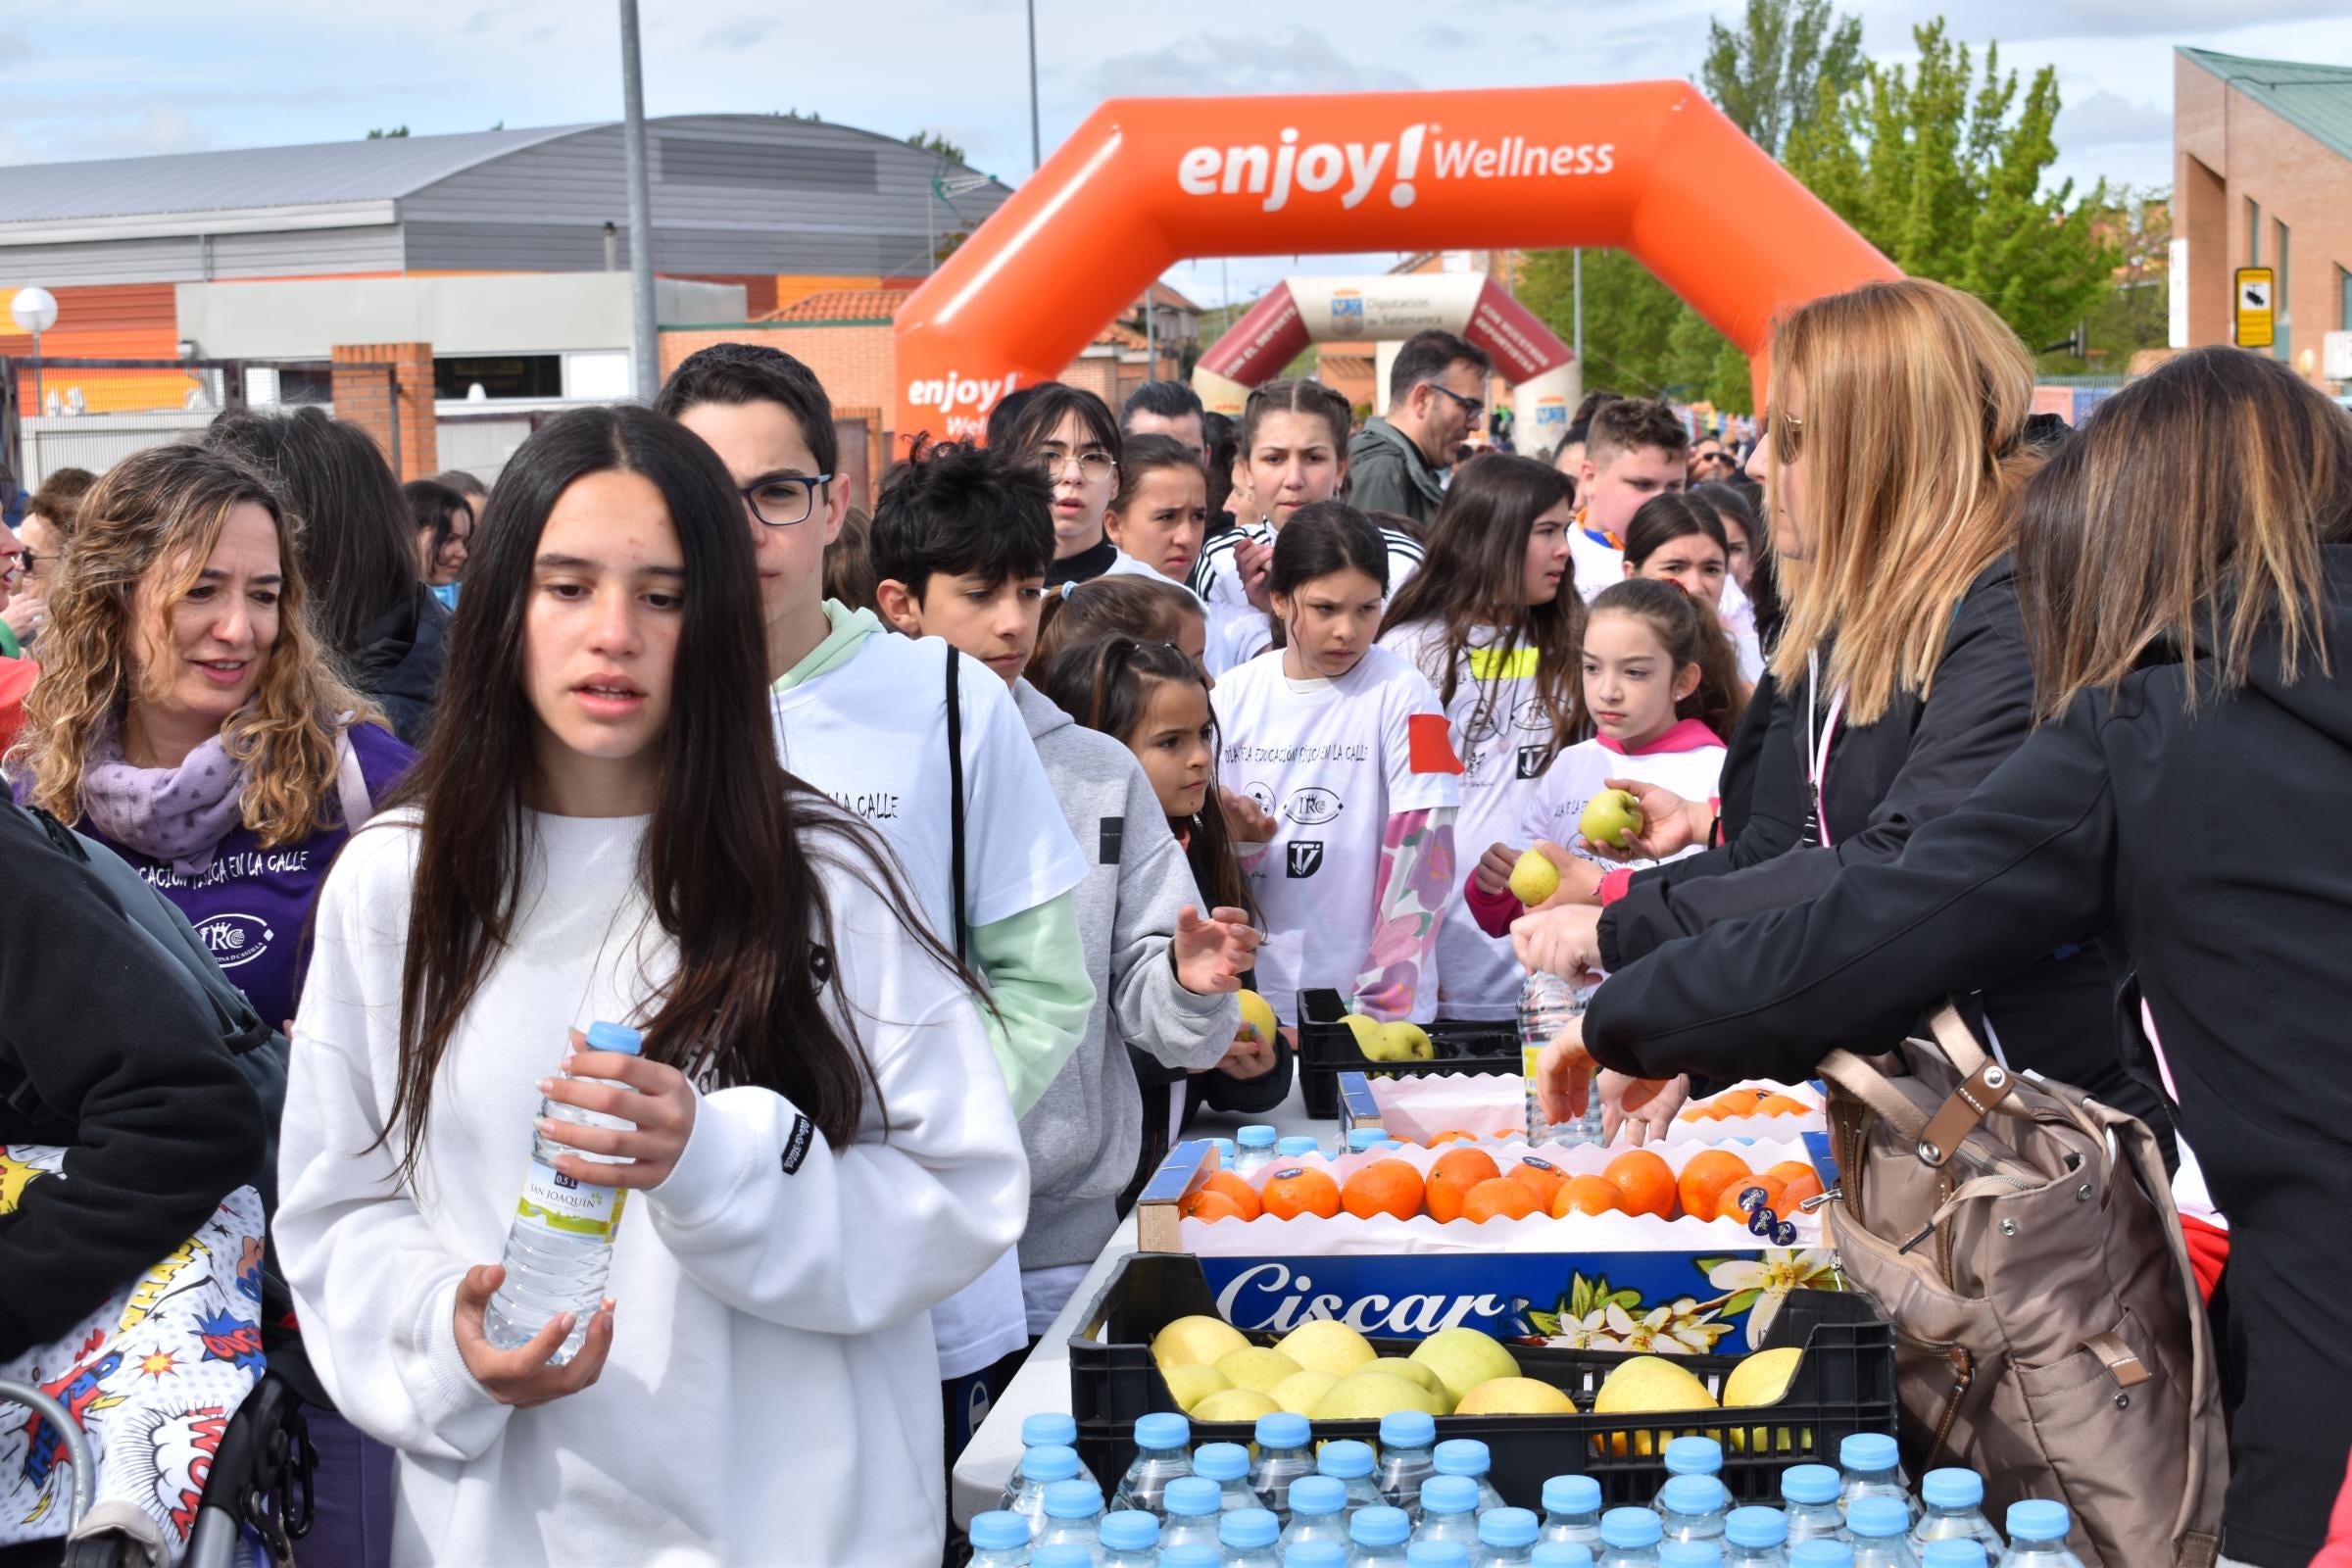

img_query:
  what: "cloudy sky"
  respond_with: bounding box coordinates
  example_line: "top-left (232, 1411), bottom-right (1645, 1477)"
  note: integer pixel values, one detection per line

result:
top-left (3, 0), bottom-right (2347, 306)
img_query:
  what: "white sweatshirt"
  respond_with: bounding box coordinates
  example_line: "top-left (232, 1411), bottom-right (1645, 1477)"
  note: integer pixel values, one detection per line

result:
top-left (276, 808), bottom-right (1029, 1567)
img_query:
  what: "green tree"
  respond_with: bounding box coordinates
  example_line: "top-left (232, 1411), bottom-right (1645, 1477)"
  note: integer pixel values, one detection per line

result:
top-left (1702, 0), bottom-right (1864, 155)
top-left (909, 129), bottom-right (967, 164)
top-left (366, 125), bottom-right (410, 139)
top-left (1518, 250), bottom-right (1741, 405)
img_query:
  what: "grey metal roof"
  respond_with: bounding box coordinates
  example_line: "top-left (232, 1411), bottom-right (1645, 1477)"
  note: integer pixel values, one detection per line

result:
top-left (2180, 47), bottom-right (2352, 165)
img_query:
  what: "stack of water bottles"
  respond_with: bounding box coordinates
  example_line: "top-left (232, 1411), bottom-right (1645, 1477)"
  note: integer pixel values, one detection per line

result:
top-left (976, 1412), bottom-right (2094, 1567)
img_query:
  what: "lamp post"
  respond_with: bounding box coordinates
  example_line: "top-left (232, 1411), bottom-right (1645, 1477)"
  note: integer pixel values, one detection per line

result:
top-left (616, 0), bottom-right (659, 404)
top-left (12, 286), bottom-right (57, 424)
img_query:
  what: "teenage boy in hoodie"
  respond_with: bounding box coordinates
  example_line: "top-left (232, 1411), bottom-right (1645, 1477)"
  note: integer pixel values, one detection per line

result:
top-left (655, 345), bottom-right (1094, 1446)
top-left (871, 441), bottom-right (1253, 1330)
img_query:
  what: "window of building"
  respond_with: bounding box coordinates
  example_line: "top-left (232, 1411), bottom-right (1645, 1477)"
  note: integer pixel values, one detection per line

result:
top-left (2275, 220), bottom-right (2291, 363)
top-left (434, 355), bottom-right (563, 401)
top-left (2339, 264), bottom-right (2352, 331)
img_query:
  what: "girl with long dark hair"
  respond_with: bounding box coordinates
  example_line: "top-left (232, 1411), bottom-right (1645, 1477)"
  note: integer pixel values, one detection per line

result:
top-left (274, 406), bottom-right (1026, 1566)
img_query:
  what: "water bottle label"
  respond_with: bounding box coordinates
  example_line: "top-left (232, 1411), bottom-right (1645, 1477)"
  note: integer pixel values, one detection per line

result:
top-left (518, 1157), bottom-right (627, 1238)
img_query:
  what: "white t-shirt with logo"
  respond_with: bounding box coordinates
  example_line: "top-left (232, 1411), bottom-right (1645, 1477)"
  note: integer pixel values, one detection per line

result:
top-left (1204, 599), bottom-right (1274, 677)
top-left (1210, 644), bottom-right (1461, 1027)
top-left (1378, 619), bottom-right (1568, 1020)
top-left (1519, 719), bottom-right (1728, 874)
top-left (1568, 524), bottom-right (1624, 604)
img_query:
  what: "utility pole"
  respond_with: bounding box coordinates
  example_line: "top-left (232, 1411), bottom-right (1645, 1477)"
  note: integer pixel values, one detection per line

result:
top-left (1027, 0), bottom-right (1042, 171)
top-left (619, 0), bottom-right (660, 403)
top-left (1572, 248), bottom-right (1585, 368)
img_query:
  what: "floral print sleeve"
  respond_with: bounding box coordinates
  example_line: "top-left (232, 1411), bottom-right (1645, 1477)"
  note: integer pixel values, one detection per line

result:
top-left (1353, 806), bottom-right (1457, 1020)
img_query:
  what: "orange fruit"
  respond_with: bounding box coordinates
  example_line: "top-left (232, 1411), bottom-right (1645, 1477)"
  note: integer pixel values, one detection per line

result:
top-left (1755, 1094), bottom-right (1812, 1116)
top-left (1186, 1190), bottom-right (1247, 1223)
top-left (1779, 1171), bottom-right (1826, 1209)
top-left (1551, 1174), bottom-right (1626, 1217)
top-left (1505, 1156), bottom-right (1569, 1207)
top-left (1603, 1149), bottom-right (1678, 1219)
top-left (1260, 1166), bottom-right (1342, 1221)
top-left (1712, 1176), bottom-right (1785, 1224)
top-left (1461, 1178), bottom-right (1540, 1223)
top-left (1708, 1089), bottom-right (1764, 1116)
top-left (1674, 1150), bottom-right (1753, 1221)
top-left (1428, 1129), bottom-right (1479, 1147)
top-left (1767, 1160), bottom-right (1816, 1187)
top-left (1426, 1147), bottom-right (1503, 1222)
top-left (1200, 1169), bottom-right (1263, 1220)
top-left (1341, 1159), bottom-right (1426, 1221)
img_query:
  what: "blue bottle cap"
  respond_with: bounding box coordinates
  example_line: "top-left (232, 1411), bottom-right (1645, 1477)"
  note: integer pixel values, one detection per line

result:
top-left (1348, 1129), bottom-right (1385, 1151)
top-left (1922, 1467), bottom-right (1985, 1509)
top-left (1406, 1543), bottom-right (1472, 1568)
top-left (1921, 1544), bottom-right (1991, 1568)
top-left (1379, 1408), bottom-right (1437, 1447)
top-left (1283, 1543), bottom-right (1348, 1568)
top-left (1664, 1435), bottom-right (1724, 1476)
top-left (1277, 1136), bottom-right (1320, 1155)
top-left (1376, 1139), bottom-right (1405, 1151)
top-left (1790, 1543), bottom-right (1857, 1568)
top-left (1657, 1544), bottom-right (1725, 1566)
top-left (966, 1510), bottom-right (1027, 1553)
top-left (1239, 1124), bottom-right (1278, 1148)
top-left (1220, 1506), bottom-right (1279, 1548)
top-left (1162, 1475), bottom-right (1220, 1517)
top-left (1288, 1475), bottom-right (1347, 1516)
top-left (1134, 1411), bottom-right (1190, 1450)
top-left (1838, 1432), bottom-right (1898, 1472)
top-left (1543, 1473), bottom-right (1601, 1514)
top-left (1021, 1443), bottom-right (1080, 1483)
top-left (1349, 1504), bottom-right (1411, 1546)
top-left (1161, 1545), bottom-right (1222, 1568)
top-left (1724, 1505), bottom-right (1788, 1547)
top-left (2007, 1499), bottom-right (2071, 1542)
top-left (1660, 1475), bottom-right (1727, 1516)
top-left (1256, 1410), bottom-right (1310, 1448)
top-left (1531, 1544), bottom-right (1595, 1567)
top-left (1193, 1441), bottom-right (1250, 1481)
top-left (1031, 1546), bottom-right (1093, 1568)
top-left (1208, 1138), bottom-right (1238, 1163)
top-left (1478, 1507), bottom-right (1540, 1548)
top-left (583, 1020), bottom-right (643, 1055)
top-left (1099, 1509), bottom-right (1159, 1551)
top-left (1420, 1475), bottom-right (1480, 1515)
top-left (1317, 1438), bottom-right (1376, 1479)
top-left (1432, 1438), bottom-right (1492, 1476)
top-left (1599, 1505), bottom-right (1663, 1547)
top-left (1021, 1411), bottom-right (1078, 1448)
top-left (1781, 1462), bottom-right (1841, 1504)
top-left (1846, 1495), bottom-right (1909, 1538)
top-left (1042, 1478), bottom-right (1102, 1520)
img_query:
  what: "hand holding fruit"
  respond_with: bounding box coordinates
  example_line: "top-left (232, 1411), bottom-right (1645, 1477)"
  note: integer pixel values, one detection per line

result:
top-left (1510, 904), bottom-right (1605, 983)
top-left (1523, 843), bottom-right (1604, 907)
top-left (1474, 841), bottom-right (1520, 897)
top-left (1173, 905), bottom-right (1260, 995)
top-left (1600, 1071), bottom-right (1690, 1147)
top-left (1582, 778), bottom-right (1712, 861)
top-left (1215, 1031), bottom-right (1279, 1081)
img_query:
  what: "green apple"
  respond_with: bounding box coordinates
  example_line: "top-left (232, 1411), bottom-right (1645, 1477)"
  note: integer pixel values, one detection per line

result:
top-left (1237, 989), bottom-right (1279, 1048)
top-left (1508, 848), bottom-right (1561, 906)
top-left (1380, 1022), bottom-right (1434, 1061)
top-left (1579, 787), bottom-right (1645, 851)
top-left (1408, 1327), bottom-right (1523, 1405)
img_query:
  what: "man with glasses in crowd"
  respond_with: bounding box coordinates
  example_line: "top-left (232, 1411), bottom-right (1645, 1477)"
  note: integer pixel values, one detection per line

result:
top-left (1688, 434), bottom-right (1739, 484)
top-left (1345, 329), bottom-right (1493, 530)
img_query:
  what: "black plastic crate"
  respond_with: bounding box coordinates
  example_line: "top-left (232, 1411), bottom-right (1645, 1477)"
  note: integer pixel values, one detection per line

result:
top-left (1068, 1251), bottom-right (1894, 1509)
top-left (1296, 987), bottom-right (1521, 1118)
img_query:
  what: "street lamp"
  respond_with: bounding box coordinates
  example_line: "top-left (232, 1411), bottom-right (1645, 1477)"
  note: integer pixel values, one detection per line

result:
top-left (12, 286), bottom-right (57, 420)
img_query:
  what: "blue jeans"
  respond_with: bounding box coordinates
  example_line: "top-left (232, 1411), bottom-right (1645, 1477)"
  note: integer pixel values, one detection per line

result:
top-left (295, 1407), bottom-right (395, 1568)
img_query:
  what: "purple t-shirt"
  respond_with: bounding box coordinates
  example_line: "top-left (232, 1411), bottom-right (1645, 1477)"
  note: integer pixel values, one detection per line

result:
top-left (69, 722), bottom-right (415, 1029)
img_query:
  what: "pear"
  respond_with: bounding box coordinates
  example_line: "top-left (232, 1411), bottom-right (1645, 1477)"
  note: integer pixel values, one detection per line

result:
top-left (1215, 1346), bottom-right (1304, 1396)
top-left (1152, 1314), bottom-right (1250, 1369)
top-left (1508, 849), bottom-right (1561, 906)
top-left (1237, 989), bottom-right (1280, 1049)
top-left (1408, 1327), bottom-right (1522, 1406)
top-left (1276, 1319), bottom-right (1378, 1378)
top-left (1162, 1362), bottom-right (1230, 1412)
top-left (1579, 788), bottom-right (1644, 851)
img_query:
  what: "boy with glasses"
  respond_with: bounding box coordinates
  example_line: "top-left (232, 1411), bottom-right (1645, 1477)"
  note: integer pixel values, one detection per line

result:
top-left (1346, 328), bottom-right (1493, 530)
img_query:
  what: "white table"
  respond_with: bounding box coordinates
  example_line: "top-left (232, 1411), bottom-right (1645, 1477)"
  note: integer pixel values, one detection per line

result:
top-left (950, 1077), bottom-right (1327, 1524)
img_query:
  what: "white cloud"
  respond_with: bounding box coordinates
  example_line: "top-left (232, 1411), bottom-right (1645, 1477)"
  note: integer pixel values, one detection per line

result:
top-left (2057, 88), bottom-right (2171, 150)
top-left (1081, 29), bottom-right (1418, 99)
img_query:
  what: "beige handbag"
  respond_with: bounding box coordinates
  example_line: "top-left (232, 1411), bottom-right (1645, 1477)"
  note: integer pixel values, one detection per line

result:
top-left (1816, 1006), bottom-right (2228, 1568)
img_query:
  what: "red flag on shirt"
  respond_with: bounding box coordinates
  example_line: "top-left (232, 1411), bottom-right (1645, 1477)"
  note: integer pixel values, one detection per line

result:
top-left (1408, 713), bottom-right (1464, 775)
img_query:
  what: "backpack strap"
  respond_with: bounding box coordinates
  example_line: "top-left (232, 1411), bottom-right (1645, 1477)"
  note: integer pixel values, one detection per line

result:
top-left (334, 727), bottom-right (373, 832)
top-left (945, 642), bottom-right (969, 957)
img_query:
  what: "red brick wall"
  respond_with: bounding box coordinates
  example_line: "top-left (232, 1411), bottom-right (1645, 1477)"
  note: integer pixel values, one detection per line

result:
top-left (331, 342), bottom-right (438, 481)
top-left (661, 323), bottom-right (899, 416)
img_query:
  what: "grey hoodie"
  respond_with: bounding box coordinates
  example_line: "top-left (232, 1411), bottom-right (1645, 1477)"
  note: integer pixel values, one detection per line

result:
top-left (1012, 680), bottom-right (1240, 1275)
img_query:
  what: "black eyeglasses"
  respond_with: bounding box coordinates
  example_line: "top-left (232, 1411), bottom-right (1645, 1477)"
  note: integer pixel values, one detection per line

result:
top-left (1422, 382), bottom-right (1486, 421)
top-left (739, 473), bottom-right (834, 528)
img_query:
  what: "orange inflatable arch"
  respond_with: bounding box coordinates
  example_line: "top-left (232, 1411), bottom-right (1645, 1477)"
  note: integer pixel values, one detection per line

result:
top-left (892, 83), bottom-right (1896, 447)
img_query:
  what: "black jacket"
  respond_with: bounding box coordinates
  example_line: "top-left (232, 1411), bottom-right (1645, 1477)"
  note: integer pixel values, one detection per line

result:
top-left (1584, 545), bottom-right (2352, 1567)
top-left (353, 584), bottom-right (448, 750)
top-left (0, 801), bottom-right (264, 1360)
top-left (1598, 558), bottom-right (2142, 1114)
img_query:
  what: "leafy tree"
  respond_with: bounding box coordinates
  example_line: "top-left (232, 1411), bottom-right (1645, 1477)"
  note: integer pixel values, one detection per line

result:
top-left (2046, 187), bottom-right (2171, 375)
top-left (1702, 0), bottom-right (1864, 155)
top-left (909, 129), bottom-right (967, 165)
top-left (366, 125), bottom-right (410, 139)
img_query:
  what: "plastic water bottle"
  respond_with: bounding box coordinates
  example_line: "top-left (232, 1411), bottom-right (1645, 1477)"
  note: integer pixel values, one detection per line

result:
top-left (1836, 1437), bottom-right (1917, 1525)
top-left (1007, 1445), bottom-right (1083, 1539)
top-left (1004, 1411), bottom-right (1102, 1507)
top-left (1112, 1411), bottom-right (1193, 1515)
top-left (1651, 1439), bottom-right (1725, 1511)
top-left (1348, 1504), bottom-right (1413, 1567)
top-left (483, 1020), bottom-right (643, 1360)
top-left (1036, 1479), bottom-right (1105, 1558)
top-left (1341, 1127), bottom-right (1386, 1157)
top-left (1994, 1501), bottom-right (2084, 1568)
top-left (1161, 1477), bottom-right (1227, 1557)
top-left (1658, 1478), bottom-right (1729, 1544)
top-left (966, 1509), bottom-right (1032, 1568)
top-left (1540, 1477), bottom-right (1603, 1554)
top-left (1433, 1441), bottom-right (1508, 1514)
top-left (1595, 1505), bottom-right (1663, 1567)
top-left (1285, 1475), bottom-right (1353, 1553)
top-left (1031, 1545), bottom-right (1091, 1568)
top-left (1518, 972), bottom-right (1599, 1146)
top-left (1532, 1544), bottom-right (1595, 1568)
top-left (1225, 1506), bottom-right (1285, 1568)
top-left (1919, 1545), bottom-right (1988, 1568)
top-left (1208, 1138), bottom-right (1239, 1167)
top-left (1163, 1544), bottom-right (1223, 1568)
top-left (1473, 1507), bottom-right (1542, 1567)
top-left (1255, 1413), bottom-right (1320, 1520)
top-left (1789, 1544), bottom-right (1855, 1568)
top-left (1100, 1508), bottom-right (1159, 1567)
top-left (1780, 1467), bottom-right (1845, 1545)
top-left (1417, 1478), bottom-right (1484, 1551)
top-left (1658, 1545), bottom-right (1724, 1566)
top-left (1409, 1544), bottom-right (1473, 1568)
top-left (1196, 1443), bottom-right (1261, 1512)
top-left (1377, 1411), bottom-right (1440, 1517)
top-left (1723, 1504), bottom-right (1789, 1567)
top-left (1288, 1544), bottom-right (1350, 1568)
top-left (1279, 1135), bottom-right (1321, 1160)
top-left (1236, 1125), bottom-right (1280, 1177)
top-left (1908, 1473), bottom-right (2000, 1555)
top-left (1319, 1440), bottom-right (1388, 1513)
top-left (1842, 1497), bottom-right (1917, 1568)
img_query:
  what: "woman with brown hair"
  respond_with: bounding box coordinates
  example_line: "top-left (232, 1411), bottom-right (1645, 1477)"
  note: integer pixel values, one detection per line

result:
top-left (1527, 276), bottom-right (2149, 1142)
top-left (1524, 344), bottom-right (2352, 1568)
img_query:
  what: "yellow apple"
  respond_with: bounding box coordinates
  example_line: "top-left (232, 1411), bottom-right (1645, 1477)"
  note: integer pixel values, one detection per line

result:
top-left (1408, 1328), bottom-right (1522, 1406)
top-left (1237, 989), bottom-right (1280, 1049)
top-left (1580, 788), bottom-right (1644, 851)
top-left (1270, 1368), bottom-right (1340, 1416)
top-left (1191, 1387), bottom-right (1281, 1424)
top-left (1591, 1355), bottom-right (1719, 1457)
top-left (1311, 1371), bottom-right (1447, 1422)
top-left (1162, 1362), bottom-right (1231, 1412)
top-left (1215, 1346), bottom-right (1304, 1396)
top-left (1152, 1314), bottom-right (1250, 1369)
top-left (1508, 849), bottom-right (1561, 906)
top-left (1275, 1319), bottom-right (1378, 1378)
top-left (1454, 1376), bottom-right (1578, 1415)
top-left (1380, 1021), bottom-right (1435, 1061)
